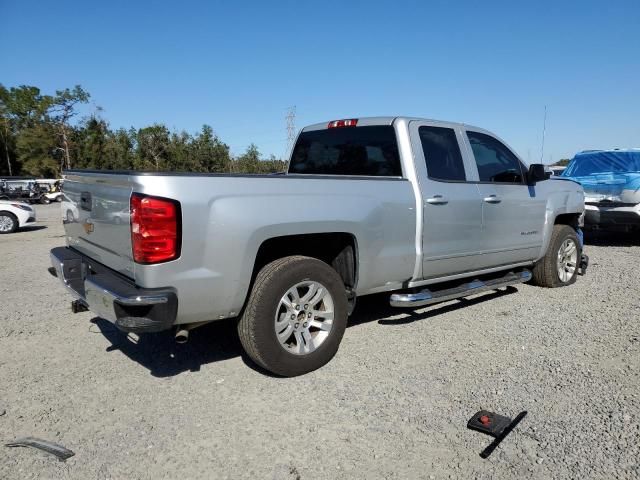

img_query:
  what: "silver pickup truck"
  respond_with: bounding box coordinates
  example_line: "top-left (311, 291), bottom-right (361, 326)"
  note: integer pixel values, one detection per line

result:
top-left (50, 117), bottom-right (588, 376)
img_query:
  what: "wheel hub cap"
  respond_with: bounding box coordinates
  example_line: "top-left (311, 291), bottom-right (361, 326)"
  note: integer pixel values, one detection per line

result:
top-left (274, 281), bottom-right (334, 355)
top-left (557, 238), bottom-right (578, 283)
top-left (0, 216), bottom-right (13, 232)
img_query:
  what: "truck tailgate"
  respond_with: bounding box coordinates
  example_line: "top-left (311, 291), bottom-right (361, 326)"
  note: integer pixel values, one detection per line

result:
top-left (62, 173), bottom-right (135, 278)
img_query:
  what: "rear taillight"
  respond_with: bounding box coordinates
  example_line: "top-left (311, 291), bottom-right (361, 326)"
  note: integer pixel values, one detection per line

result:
top-left (130, 193), bottom-right (180, 264)
top-left (327, 118), bottom-right (358, 128)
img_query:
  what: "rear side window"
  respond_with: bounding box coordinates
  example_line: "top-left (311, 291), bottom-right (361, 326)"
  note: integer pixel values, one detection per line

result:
top-left (419, 126), bottom-right (466, 181)
top-left (467, 131), bottom-right (525, 183)
top-left (289, 126), bottom-right (402, 176)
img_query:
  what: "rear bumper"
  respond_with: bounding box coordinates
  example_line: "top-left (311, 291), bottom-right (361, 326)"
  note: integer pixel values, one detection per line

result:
top-left (584, 204), bottom-right (640, 230)
top-left (49, 247), bottom-right (177, 333)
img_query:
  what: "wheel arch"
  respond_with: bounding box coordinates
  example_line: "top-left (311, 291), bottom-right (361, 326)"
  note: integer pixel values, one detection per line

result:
top-left (251, 232), bottom-right (359, 293)
top-left (554, 212), bottom-right (582, 228)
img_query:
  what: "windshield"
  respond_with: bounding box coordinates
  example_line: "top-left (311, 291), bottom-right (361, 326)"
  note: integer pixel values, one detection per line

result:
top-left (564, 151), bottom-right (640, 176)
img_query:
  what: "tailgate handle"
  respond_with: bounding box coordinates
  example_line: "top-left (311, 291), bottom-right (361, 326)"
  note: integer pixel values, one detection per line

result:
top-left (80, 191), bottom-right (92, 211)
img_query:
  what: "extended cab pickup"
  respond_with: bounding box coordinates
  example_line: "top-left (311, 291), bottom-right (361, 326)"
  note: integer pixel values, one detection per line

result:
top-left (50, 117), bottom-right (588, 376)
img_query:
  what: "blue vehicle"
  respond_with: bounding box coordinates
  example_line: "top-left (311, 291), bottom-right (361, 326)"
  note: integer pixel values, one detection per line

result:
top-left (561, 149), bottom-right (640, 231)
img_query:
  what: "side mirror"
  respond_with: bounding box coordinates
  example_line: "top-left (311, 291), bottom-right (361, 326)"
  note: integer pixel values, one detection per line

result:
top-left (527, 164), bottom-right (548, 185)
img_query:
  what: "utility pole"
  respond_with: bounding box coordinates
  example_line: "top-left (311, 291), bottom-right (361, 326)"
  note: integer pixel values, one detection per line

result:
top-left (285, 106), bottom-right (296, 160)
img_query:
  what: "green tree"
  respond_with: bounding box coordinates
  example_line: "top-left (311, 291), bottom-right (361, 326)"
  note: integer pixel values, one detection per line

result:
top-left (0, 85), bottom-right (15, 176)
top-left (233, 143), bottom-right (261, 173)
top-left (136, 124), bottom-right (170, 170)
top-left (104, 128), bottom-right (136, 170)
top-left (167, 130), bottom-right (192, 171)
top-left (191, 125), bottom-right (231, 172)
top-left (1, 82), bottom-right (284, 176)
top-left (75, 117), bottom-right (109, 169)
top-left (48, 85), bottom-right (90, 170)
top-left (0, 84), bottom-right (53, 176)
top-left (17, 122), bottom-right (59, 177)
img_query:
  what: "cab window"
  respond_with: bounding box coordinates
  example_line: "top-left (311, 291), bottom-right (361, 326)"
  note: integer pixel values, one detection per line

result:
top-left (289, 126), bottom-right (401, 176)
top-left (467, 131), bottom-right (525, 183)
top-left (419, 126), bottom-right (466, 182)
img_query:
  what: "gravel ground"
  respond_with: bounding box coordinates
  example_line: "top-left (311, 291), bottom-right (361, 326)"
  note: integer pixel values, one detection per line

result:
top-left (1, 204), bottom-right (638, 480)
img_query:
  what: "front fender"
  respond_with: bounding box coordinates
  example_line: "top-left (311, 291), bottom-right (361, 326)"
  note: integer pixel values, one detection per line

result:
top-left (537, 188), bottom-right (584, 261)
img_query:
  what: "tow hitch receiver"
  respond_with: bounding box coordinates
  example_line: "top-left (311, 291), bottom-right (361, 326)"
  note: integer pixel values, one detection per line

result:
top-left (467, 410), bottom-right (527, 459)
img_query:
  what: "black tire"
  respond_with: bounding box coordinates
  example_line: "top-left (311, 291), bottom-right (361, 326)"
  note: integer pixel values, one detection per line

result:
top-left (40, 196), bottom-right (51, 204)
top-left (0, 212), bottom-right (18, 234)
top-left (66, 210), bottom-right (75, 223)
top-left (531, 224), bottom-right (581, 288)
top-left (55, 195), bottom-right (63, 202)
top-left (238, 255), bottom-right (349, 377)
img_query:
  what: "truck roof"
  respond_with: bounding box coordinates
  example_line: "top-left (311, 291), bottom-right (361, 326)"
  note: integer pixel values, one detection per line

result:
top-left (301, 116), bottom-right (485, 132)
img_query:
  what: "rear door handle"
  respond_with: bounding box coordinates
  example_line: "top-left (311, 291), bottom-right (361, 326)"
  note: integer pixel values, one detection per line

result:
top-left (483, 195), bottom-right (502, 204)
top-left (426, 195), bottom-right (449, 205)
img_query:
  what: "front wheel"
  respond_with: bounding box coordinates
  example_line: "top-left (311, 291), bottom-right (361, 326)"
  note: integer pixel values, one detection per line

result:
top-left (531, 224), bottom-right (581, 288)
top-left (40, 196), bottom-right (51, 204)
top-left (0, 212), bottom-right (18, 234)
top-left (238, 255), bottom-right (349, 377)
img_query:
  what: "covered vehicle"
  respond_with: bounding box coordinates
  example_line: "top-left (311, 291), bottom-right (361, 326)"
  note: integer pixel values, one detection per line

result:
top-left (561, 149), bottom-right (640, 231)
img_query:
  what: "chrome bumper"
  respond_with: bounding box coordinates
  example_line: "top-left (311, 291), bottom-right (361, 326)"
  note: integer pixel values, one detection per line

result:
top-left (49, 247), bottom-right (177, 333)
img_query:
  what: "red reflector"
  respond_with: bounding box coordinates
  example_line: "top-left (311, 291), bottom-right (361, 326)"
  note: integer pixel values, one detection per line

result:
top-left (130, 194), bottom-right (180, 264)
top-left (327, 118), bottom-right (358, 128)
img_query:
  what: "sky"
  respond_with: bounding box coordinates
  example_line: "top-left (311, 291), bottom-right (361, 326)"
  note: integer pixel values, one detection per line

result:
top-left (1, 0), bottom-right (639, 162)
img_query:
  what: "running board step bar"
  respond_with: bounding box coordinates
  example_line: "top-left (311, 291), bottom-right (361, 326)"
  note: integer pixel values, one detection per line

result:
top-left (389, 270), bottom-right (532, 308)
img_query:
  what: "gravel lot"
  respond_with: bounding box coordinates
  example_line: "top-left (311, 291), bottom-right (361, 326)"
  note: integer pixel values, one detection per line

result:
top-left (1, 204), bottom-right (638, 479)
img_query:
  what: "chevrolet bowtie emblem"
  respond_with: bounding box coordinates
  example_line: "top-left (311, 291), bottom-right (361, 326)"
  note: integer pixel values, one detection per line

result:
top-left (83, 220), bottom-right (94, 234)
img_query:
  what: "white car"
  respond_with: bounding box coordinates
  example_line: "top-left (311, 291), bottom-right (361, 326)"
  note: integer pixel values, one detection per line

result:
top-left (0, 200), bottom-right (36, 233)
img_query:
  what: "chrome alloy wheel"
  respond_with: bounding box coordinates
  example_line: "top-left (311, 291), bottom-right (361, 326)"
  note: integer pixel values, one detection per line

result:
top-left (0, 215), bottom-right (15, 233)
top-left (557, 238), bottom-right (578, 283)
top-left (274, 281), bottom-right (334, 355)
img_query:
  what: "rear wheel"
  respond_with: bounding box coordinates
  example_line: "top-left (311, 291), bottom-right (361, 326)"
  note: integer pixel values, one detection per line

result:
top-left (40, 196), bottom-right (51, 204)
top-left (238, 255), bottom-right (349, 377)
top-left (66, 210), bottom-right (75, 223)
top-left (531, 224), bottom-right (581, 288)
top-left (0, 212), bottom-right (18, 234)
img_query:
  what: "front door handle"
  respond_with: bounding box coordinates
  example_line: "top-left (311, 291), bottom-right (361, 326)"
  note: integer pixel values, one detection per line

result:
top-left (483, 195), bottom-right (502, 204)
top-left (426, 195), bottom-right (449, 205)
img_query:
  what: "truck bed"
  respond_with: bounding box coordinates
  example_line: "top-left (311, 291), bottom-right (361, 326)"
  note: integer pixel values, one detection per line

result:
top-left (61, 170), bottom-right (417, 324)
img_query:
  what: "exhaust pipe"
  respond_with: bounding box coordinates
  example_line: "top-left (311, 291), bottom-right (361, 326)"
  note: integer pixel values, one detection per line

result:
top-left (174, 321), bottom-right (212, 344)
top-left (175, 328), bottom-right (189, 344)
